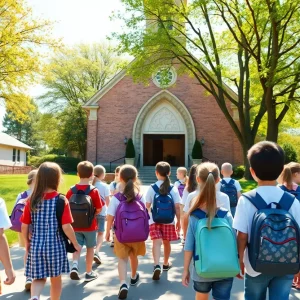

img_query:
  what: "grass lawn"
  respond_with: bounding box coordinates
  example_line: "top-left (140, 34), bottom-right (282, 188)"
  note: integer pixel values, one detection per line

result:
top-left (0, 174), bottom-right (256, 246)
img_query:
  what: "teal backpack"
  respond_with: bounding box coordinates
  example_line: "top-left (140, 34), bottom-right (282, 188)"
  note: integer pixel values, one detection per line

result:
top-left (192, 208), bottom-right (240, 278)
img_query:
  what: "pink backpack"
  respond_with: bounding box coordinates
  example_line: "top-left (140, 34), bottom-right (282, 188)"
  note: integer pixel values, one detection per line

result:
top-left (10, 191), bottom-right (28, 232)
top-left (114, 193), bottom-right (149, 243)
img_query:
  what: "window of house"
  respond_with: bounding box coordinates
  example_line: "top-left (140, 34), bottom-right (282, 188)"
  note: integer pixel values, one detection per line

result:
top-left (17, 149), bottom-right (20, 162)
top-left (12, 148), bottom-right (16, 162)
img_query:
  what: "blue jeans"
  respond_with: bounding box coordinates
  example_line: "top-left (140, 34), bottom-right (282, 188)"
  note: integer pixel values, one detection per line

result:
top-left (193, 278), bottom-right (233, 300)
top-left (245, 273), bottom-right (293, 300)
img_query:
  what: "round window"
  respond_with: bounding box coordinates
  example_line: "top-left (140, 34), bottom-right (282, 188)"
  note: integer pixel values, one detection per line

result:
top-left (152, 67), bottom-right (177, 88)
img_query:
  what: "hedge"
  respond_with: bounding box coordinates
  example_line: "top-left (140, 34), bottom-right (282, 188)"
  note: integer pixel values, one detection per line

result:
top-left (232, 165), bottom-right (245, 179)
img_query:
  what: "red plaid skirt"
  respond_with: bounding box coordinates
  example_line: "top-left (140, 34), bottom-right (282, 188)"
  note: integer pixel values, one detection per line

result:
top-left (149, 223), bottom-right (178, 241)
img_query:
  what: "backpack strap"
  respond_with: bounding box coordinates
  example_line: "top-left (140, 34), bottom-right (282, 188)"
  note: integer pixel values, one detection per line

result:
top-left (56, 194), bottom-right (65, 226)
top-left (228, 179), bottom-right (235, 185)
top-left (191, 208), bottom-right (207, 219)
top-left (278, 191), bottom-right (295, 211)
top-left (216, 208), bottom-right (229, 218)
top-left (21, 191), bottom-right (28, 199)
top-left (278, 185), bottom-right (288, 192)
top-left (151, 184), bottom-right (159, 193)
top-left (242, 190), bottom-right (268, 210)
top-left (84, 185), bottom-right (96, 195)
top-left (71, 185), bottom-right (78, 194)
top-left (114, 192), bottom-right (126, 202)
top-left (221, 179), bottom-right (226, 185)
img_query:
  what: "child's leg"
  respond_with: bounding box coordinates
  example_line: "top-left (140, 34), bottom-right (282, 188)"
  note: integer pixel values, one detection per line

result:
top-left (31, 278), bottom-right (47, 298)
top-left (163, 240), bottom-right (171, 265)
top-left (195, 293), bottom-right (209, 300)
top-left (129, 253), bottom-right (138, 279)
top-left (152, 239), bottom-right (162, 265)
top-left (86, 247), bottom-right (94, 273)
top-left (50, 276), bottom-right (62, 300)
top-left (95, 232), bottom-right (104, 253)
top-left (72, 232), bottom-right (83, 265)
top-left (118, 257), bottom-right (129, 284)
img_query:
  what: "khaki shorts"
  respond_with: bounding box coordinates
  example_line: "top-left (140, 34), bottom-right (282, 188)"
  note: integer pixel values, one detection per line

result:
top-left (114, 235), bottom-right (146, 259)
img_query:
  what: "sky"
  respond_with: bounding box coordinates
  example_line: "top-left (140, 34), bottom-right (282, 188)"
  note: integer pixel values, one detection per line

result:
top-left (0, 0), bottom-right (124, 129)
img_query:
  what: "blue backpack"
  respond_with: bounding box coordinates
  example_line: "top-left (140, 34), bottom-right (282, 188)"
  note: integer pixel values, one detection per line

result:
top-left (151, 184), bottom-right (175, 224)
top-left (279, 185), bottom-right (300, 201)
top-left (220, 179), bottom-right (238, 207)
top-left (243, 190), bottom-right (300, 275)
top-left (192, 208), bottom-right (240, 278)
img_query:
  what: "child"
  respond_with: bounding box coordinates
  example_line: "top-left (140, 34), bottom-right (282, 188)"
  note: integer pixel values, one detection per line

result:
top-left (92, 165), bottom-right (110, 264)
top-left (106, 165), bottom-right (147, 299)
top-left (21, 162), bottom-right (79, 300)
top-left (145, 161), bottom-right (181, 281)
top-left (182, 162), bottom-right (234, 300)
top-left (216, 162), bottom-right (242, 216)
top-left (233, 141), bottom-right (300, 299)
top-left (14, 169), bottom-right (37, 291)
top-left (278, 162), bottom-right (300, 201)
top-left (66, 161), bottom-right (103, 282)
top-left (0, 198), bottom-right (15, 295)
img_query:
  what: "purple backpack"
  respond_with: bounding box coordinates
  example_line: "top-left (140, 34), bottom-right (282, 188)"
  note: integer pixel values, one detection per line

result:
top-left (10, 191), bottom-right (28, 232)
top-left (177, 181), bottom-right (185, 198)
top-left (114, 192), bottom-right (149, 243)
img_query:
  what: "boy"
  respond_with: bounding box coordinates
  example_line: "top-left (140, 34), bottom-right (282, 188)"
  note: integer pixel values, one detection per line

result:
top-left (66, 161), bottom-right (103, 282)
top-left (92, 165), bottom-right (110, 264)
top-left (216, 162), bottom-right (242, 216)
top-left (233, 141), bottom-right (300, 299)
top-left (0, 198), bottom-right (15, 294)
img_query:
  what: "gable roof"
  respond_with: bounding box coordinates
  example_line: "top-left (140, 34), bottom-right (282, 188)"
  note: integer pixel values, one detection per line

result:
top-left (0, 132), bottom-right (33, 150)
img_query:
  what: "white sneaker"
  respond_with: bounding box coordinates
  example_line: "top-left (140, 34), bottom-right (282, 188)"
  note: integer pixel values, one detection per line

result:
top-left (25, 277), bottom-right (32, 291)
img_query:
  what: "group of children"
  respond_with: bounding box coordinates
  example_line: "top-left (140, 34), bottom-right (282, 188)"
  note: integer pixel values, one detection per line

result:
top-left (0, 141), bottom-right (300, 300)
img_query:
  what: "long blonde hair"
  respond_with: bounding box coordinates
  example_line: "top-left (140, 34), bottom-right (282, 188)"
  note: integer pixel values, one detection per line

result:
top-left (278, 162), bottom-right (300, 189)
top-left (30, 162), bottom-right (62, 211)
top-left (189, 162), bottom-right (220, 229)
top-left (120, 165), bottom-right (140, 203)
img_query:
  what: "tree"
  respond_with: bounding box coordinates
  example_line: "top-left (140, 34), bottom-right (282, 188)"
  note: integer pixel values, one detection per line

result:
top-left (0, 0), bottom-right (58, 121)
top-left (111, 0), bottom-right (300, 177)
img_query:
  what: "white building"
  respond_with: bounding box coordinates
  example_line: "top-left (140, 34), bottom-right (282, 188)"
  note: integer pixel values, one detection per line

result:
top-left (0, 132), bottom-right (32, 166)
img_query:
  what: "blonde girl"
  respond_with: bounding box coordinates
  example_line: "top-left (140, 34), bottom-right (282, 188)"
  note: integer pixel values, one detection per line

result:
top-left (106, 165), bottom-right (147, 299)
top-left (182, 162), bottom-right (234, 300)
top-left (21, 162), bottom-right (79, 300)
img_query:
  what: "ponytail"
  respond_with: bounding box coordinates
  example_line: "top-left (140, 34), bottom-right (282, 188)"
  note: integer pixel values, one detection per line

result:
top-left (278, 162), bottom-right (300, 190)
top-left (160, 175), bottom-right (171, 196)
top-left (123, 179), bottom-right (136, 203)
top-left (119, 165), bottom-right (140, 203)
top-left (92, 176), bottom-right (97, 185)
top-left (156, 161), bottom-right (171, 195)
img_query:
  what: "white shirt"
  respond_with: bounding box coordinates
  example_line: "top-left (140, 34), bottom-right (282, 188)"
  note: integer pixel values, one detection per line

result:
top-left (181, 188), bottom-right (189, 206)
top-left (216, 178), bottom-right (242, 192)
top-left (183, 190), bottom-right (231, 213)
top-left (0, 198), bottom-right (12, 230)
top-left (94, 181), bottom-right (110, 216)
top-left (109, 181), bottom-right (119, 194)
top-left (233, 186), bottom-right (300, 277)
top-left (145, 180), bottom-right (181, 225)
top-left (107, 194), bottom-right (146, 217)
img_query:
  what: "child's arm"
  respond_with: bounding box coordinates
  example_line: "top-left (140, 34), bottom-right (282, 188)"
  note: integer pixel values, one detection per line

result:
top-left (182, 250), bottom-right (192, 287)
top-left (21, 223), bottom-right (30, 251)
top-left (62, 224), bottom-right (80, 252)
top-left (237, 231), bottom-right (248, 278)
top-left (105, 215), bottom-right (114, 242)
top-left (175, 203), bottom-right (181, 232)
top-left (105, 196), bottom-right (110, 207)
top-left (237, 191), bottom-right (242, 199)
top-left (0, 228), bottom-right (15, 286)
top-left (182, 212), bottom-right (189, 239)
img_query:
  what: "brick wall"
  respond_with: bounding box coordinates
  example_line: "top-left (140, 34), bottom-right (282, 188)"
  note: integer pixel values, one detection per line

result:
top-left (86, 74), bottom-right (243, 167)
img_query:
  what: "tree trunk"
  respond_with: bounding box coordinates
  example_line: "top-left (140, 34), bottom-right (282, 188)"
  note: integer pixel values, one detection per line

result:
top-left (266, 100), bottom-right (279, 142)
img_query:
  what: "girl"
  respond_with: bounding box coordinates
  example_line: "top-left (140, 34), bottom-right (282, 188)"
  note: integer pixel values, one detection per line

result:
top-left (21, 162), bottom-right (80, 300)
top-left (182, 162), bottom-right (234, 300)
top-left (14, 169), bottom-right (37, 291)
top-left (105, 165), bottom-right (147, 299)
top-left (92, 165), bottom-right (110, 264)
top-left (145, 161), bottom-right (181, 281)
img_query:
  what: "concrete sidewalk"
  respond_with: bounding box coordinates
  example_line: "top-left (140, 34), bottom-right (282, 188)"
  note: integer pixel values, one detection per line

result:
top-left (1, 241), bottom-right (300, 300)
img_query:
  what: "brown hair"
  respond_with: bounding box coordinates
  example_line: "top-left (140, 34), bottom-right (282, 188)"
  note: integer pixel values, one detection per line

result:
top-left (278, 162), bottom-right (300, 189)
top-left (156, 161), bottom-right (171, 195)
top-left (77, 161), bottom-right (94, 179)
top-left (30, 162), bottom-right (62, 211)
top-left (27, 170), bottom-right (38, 185)
top-left (187, 164), bottom-right (198, 193)
top-left (119, 165), bottom-right (140, 203)
top-left (189, 162), bottom-right (220, 229)
top-left (92, 165), bottom-right (106, 185)
top-left (115, 166), bottom-right (121, 173)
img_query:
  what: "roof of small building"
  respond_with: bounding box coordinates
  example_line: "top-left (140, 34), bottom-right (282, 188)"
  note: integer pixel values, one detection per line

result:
top-left (0, 132), bottom-right (33, 150)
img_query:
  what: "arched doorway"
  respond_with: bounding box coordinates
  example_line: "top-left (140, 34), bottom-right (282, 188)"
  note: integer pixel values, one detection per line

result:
top-left (132, 90), bottom-right (196, 167)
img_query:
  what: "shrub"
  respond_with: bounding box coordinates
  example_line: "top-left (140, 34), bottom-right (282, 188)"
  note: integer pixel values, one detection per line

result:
top-left (283, 143), bottom-right (298, 164)
top-left (192, 140), bottom-right (203, 159)
top-left (233, 165), bottom-right (245, 179)
top-left (27, 156), bottom-right (41, 168)
top-left (27, 154), bottom-right (80, 173)
top-left (125, 138), bottom-right (135, 158)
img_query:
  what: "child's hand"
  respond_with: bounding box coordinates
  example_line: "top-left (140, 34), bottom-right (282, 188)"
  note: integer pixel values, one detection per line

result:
top-left (74, 243), bottom-right (81, 253)
top-left (237, 259), bottom-right (245, 279)
top-left (4, 267), bottom-right (15, 285)
top-left (182, 270), bottom-right (190, 287)
top-left (25, 240), bottom-right (31, 252)
top-left (176, 221), bottom-right (181, 233)
top-left (105, 231), bottom-right (110, 242)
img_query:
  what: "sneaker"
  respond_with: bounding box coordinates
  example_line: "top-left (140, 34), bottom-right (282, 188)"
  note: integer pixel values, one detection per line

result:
top-left (93, 252), bottom-right (101, 264)
top-left (130, 273), bottom-right (140, 286)
top-left (118, 283), bottom-right (128, 299)
top-left (110, 240), bottom-right (114, 247)
top-left (152, 265), bottom-right (161, 281)
top-left (25, 277), bottom-right (32, 291)
top-left (85, 271), bottom-right (98, 282)
top-left (70, 266), bottom-right (80, 280)
top-left (163, 263), bottom-right (172, 271)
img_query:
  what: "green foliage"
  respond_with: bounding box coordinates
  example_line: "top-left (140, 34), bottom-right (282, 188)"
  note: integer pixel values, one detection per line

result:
top-left (282, 143), bottom-right (298, 164)
top-left (27, 155), bottom-right (80, 173)
top-left (233, 165), bottom-right (246, 179)
top-left (125, 138), bottom-right (136, 158)
top-left (192, 140), bottom-right (203, 159)
top-left (279, 132), bottom-right (300, 160)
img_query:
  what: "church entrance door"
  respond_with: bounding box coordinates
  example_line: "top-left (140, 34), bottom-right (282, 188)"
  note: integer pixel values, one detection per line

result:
top-left (143, 134), bottom-right (185, 166)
